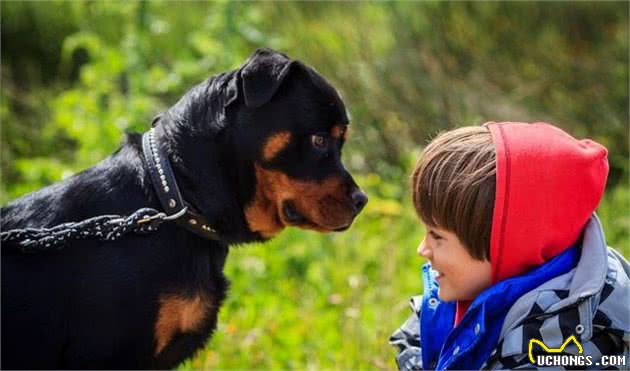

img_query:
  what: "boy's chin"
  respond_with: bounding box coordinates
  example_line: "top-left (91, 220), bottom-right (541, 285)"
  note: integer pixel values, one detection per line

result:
top-left (437, 289), bottom-right (456, 302)
top-left (438, 288), bottom-right (476, 302)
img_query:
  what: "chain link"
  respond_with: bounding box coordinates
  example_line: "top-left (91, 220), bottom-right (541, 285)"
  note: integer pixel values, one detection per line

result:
top-left (1, 208), bottom-right (168, 254)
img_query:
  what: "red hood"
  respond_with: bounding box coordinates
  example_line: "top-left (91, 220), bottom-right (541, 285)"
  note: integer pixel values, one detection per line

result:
top-left (485, 122), bottom-right (609, 283)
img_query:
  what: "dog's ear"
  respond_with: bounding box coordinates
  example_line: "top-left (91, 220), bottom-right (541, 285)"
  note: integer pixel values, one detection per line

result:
top-left (239, 48), bottom-right (295, 108)
top-left (223, 74), bottom-right (239, 108)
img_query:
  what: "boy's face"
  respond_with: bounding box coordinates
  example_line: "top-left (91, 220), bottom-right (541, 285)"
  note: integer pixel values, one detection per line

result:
top-left (417, 225), bottom-right (492, 302)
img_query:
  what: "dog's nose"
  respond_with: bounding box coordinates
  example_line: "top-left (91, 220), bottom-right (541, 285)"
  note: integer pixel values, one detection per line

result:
top-left (351, 189), bottom-right (368, 213)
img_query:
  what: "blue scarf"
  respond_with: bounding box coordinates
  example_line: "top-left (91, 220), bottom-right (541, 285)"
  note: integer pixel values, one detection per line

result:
top-left (419, 245), bottom-right (580, 370)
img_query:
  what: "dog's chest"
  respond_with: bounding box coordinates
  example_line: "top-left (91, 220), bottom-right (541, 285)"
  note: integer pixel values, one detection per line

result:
top-left (153, 292), bottom-right (215, 355)
top-left (150, 245), bottom-right (226, 357)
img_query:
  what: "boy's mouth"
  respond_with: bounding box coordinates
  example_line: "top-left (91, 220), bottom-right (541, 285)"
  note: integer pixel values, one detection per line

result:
top-left (434, 269), bottom-right (445, 280)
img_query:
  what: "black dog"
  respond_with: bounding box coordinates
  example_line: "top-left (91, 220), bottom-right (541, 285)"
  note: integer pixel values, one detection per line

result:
top-left (1, 48), bottom-right (367, 369)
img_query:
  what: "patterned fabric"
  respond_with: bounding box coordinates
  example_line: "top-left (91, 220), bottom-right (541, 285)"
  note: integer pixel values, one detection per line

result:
top-left (390, 296), bottom-right (423, 370)
top-left (390, 215), bottom-right (630, 370)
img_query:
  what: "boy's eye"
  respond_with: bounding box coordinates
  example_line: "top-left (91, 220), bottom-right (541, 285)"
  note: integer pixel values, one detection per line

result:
top-left (429, 231), bottom-right (442, 240)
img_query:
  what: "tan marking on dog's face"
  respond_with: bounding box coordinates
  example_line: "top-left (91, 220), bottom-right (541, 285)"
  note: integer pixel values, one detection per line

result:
top-left (245, 164), bottom-right (355, 237)
top-left (262, 131), bottom-right (291, 161)
top-left (244, 179), bottom-right (283, 238)
top-left (244, 164), bottom-right (286, 238)
top-left (331, 125), bottom-right (346, 140)
top-left (154, 293), bottom-right (213, 355)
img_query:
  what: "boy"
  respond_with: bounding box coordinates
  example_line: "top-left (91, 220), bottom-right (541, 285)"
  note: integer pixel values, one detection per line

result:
top-left (389, 122), bottom-right (629, 370)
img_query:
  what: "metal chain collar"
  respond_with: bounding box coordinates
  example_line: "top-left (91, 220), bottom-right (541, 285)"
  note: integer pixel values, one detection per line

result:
top-left (1, 207), bottom-right (187, 254)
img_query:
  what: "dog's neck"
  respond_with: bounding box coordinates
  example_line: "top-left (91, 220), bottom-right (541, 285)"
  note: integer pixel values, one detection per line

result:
top-left (150, 80), bottom-right (262, 245)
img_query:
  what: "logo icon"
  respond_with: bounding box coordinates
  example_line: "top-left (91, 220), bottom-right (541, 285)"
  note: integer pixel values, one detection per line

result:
top-left (528, 335), bottom-right (584, 365)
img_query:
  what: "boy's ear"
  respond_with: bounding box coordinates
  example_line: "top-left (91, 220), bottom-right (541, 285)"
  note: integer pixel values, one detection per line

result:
top-left (239, 48), bottom-right (296, 108)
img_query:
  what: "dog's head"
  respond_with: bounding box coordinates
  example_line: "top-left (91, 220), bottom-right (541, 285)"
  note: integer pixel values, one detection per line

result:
top-left (222, 48), bottom-right (367, 238)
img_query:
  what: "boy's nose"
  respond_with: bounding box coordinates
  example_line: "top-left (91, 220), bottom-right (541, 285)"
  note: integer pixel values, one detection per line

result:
top-left (417, 239), bottom-right (432, 259)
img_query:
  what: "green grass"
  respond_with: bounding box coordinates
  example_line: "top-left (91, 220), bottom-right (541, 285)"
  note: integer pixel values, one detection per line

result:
top-left (179, 175), bottom-right (629, 370)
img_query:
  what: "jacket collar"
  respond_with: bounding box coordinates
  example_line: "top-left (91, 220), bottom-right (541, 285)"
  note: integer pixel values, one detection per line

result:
top-left (569, 214), bottom-right (608, 299)
top-left (499, 214), bottom-right (608, 340)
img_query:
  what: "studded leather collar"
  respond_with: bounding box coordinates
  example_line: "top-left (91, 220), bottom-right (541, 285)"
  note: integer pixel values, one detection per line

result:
top-left (141, 128), bottom-right (220, 240)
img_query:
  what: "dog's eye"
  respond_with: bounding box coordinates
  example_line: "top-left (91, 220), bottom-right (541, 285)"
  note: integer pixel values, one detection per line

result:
top-left (311, 134), bottom-right (329, 150)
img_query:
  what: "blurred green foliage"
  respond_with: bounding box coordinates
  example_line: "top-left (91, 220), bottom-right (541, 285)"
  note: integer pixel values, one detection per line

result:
top-left (1, 1), bottom-right (628, 369)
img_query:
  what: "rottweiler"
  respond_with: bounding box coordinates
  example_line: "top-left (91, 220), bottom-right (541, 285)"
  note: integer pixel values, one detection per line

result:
top-left (1, 48), bottom-right (367, 369)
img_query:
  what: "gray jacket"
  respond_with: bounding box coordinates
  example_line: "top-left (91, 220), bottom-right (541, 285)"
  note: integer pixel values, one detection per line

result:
top-left (390, 215), bottom-right (630, 370)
